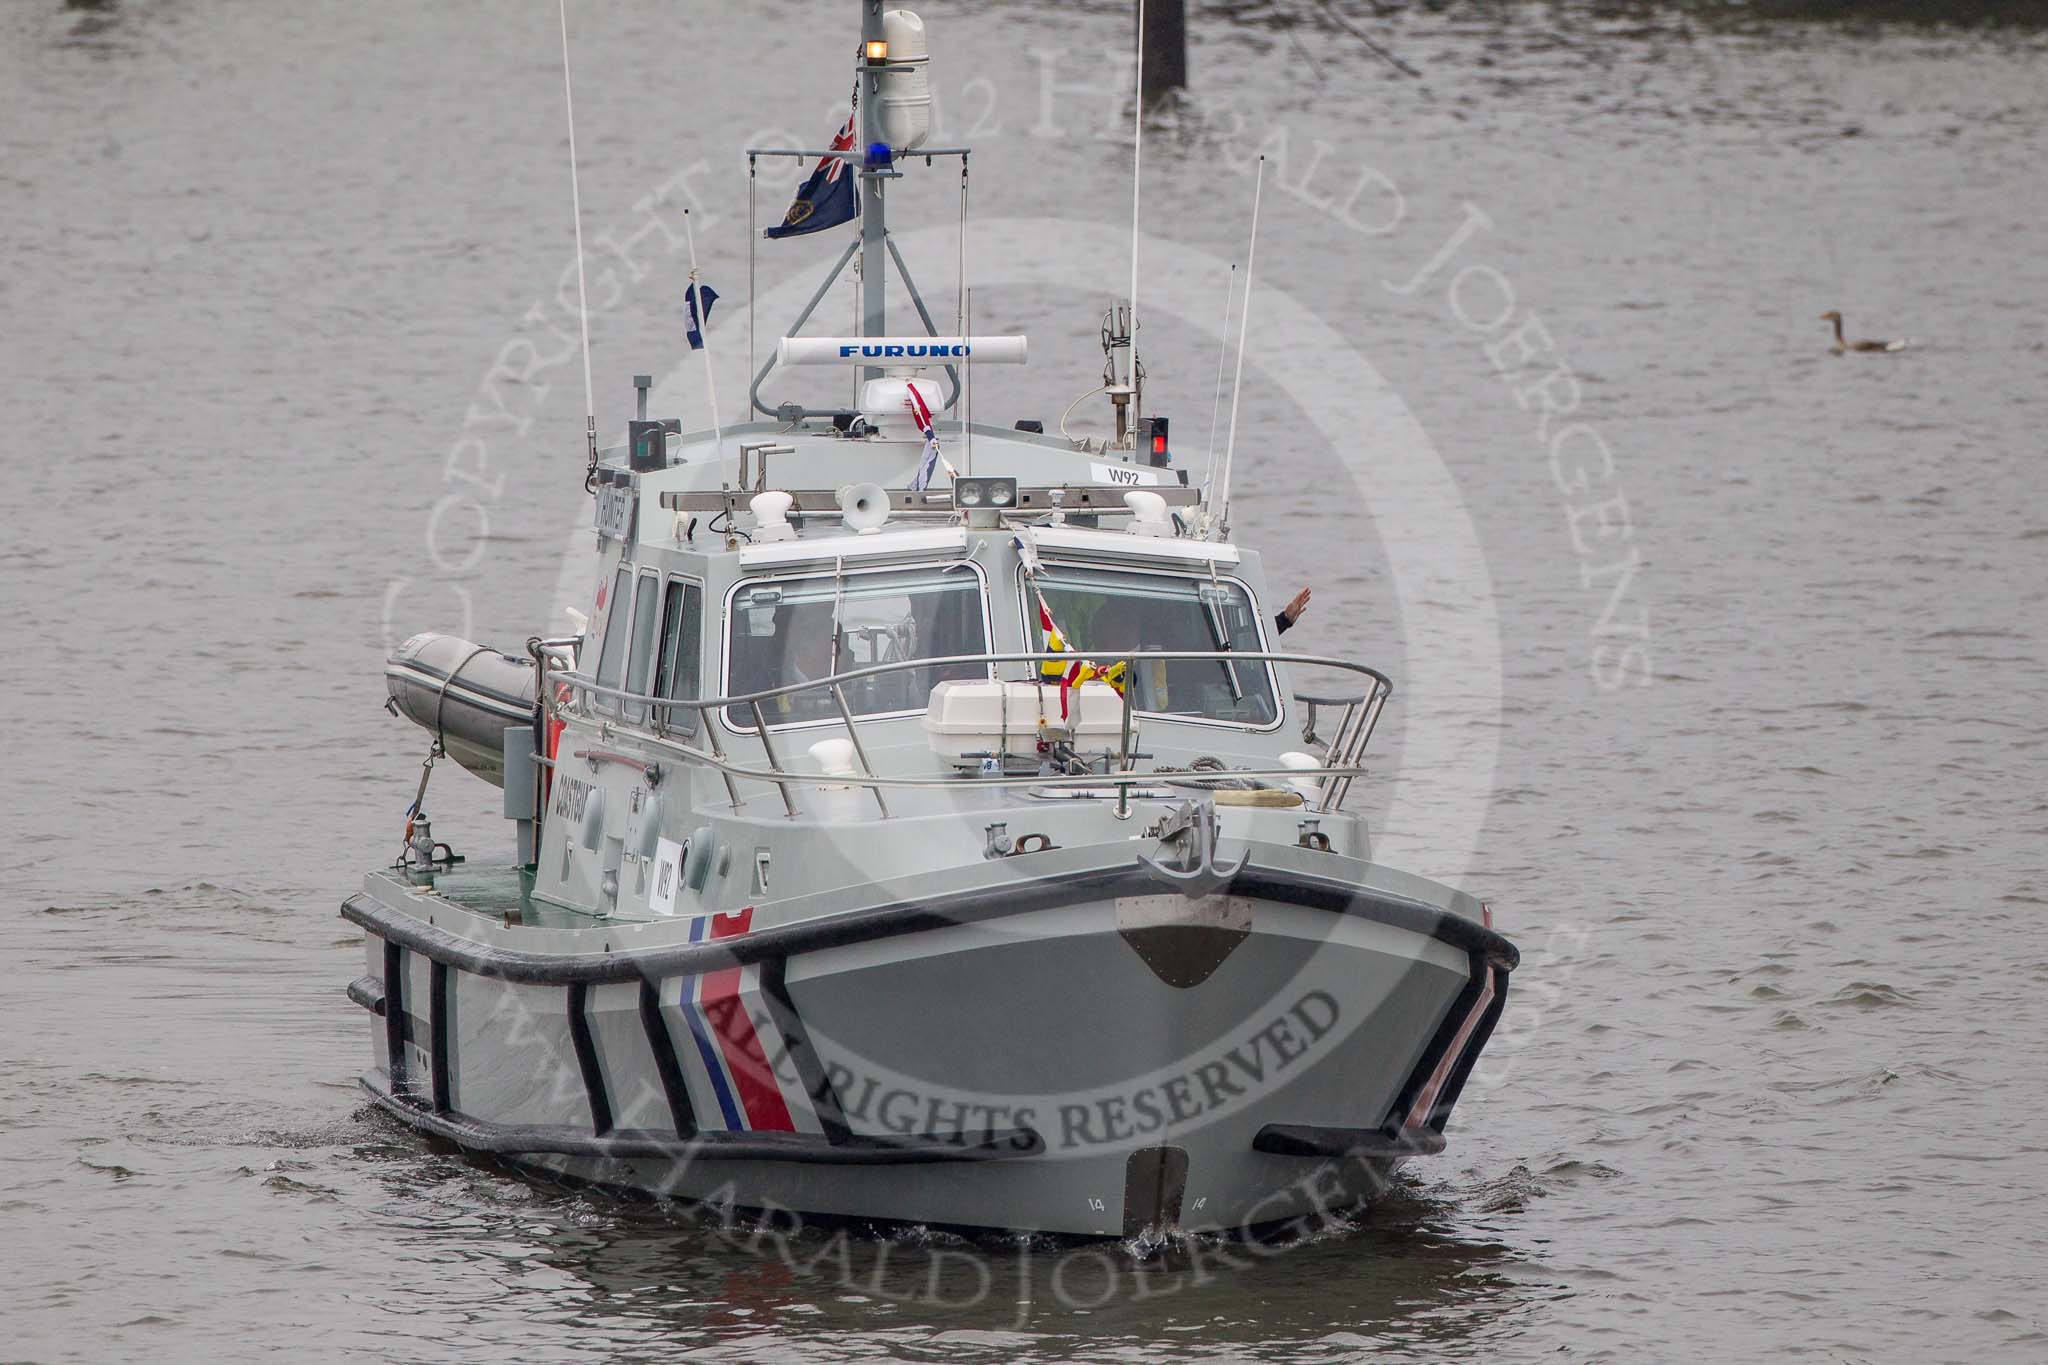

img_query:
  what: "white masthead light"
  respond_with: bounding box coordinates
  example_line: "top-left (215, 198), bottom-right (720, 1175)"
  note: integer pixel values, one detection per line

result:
top-left (876, 11), bottom-right (932, 152)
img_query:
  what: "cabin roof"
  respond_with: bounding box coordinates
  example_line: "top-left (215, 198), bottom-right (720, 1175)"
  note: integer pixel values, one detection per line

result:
top-left (587, 413), bottom-right (1229, 578)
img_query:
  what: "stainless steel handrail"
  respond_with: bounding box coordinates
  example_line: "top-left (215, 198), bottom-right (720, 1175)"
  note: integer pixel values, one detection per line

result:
top-left (564, 649), bottom-right (1390, 717)
top-left (545, 650), bottom-right (1394, 816)
top-left (563, 738), bottom-right (1381, 799)
top-left (1290, 687), bottom-right (1396, 812)
top-left (830, 683), bottom-right (891, 818)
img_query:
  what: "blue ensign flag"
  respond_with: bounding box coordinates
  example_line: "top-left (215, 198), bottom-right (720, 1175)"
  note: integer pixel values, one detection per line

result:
top-left (685, 282), bottom-right (718, 350)
top-left (764, 109), bottom-right (860, 239)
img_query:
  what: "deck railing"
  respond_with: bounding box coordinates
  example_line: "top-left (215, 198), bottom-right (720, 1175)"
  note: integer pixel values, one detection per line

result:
top-left (537, 649), bottom-right (1392, 818)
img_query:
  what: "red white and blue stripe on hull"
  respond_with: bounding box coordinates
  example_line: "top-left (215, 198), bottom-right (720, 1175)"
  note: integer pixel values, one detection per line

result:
top-left (667, 907), bottom-right (824, 1135)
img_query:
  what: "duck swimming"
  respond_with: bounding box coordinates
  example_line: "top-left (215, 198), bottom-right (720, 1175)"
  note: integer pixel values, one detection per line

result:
top-left (1821, 310), bottom-right (1908, 354)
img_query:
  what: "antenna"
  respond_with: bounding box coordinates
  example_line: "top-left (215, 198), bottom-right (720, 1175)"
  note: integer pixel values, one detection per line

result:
top-left (960, 157), bottom-right (971, 471)
top-left (747, 154), bottom-right (757, 427)
top-left (557, 0), bottom-right (598, 491)
top-left (1213, 155), bottom-right (1266, 542)
top-left (681, 209), bottom-right (725, 466)
top-left (965, 285), bottom-right (975, 475)
top-left (1127, 0), bottom-right (1145, 421)
top-left (1202, 261), bottom-right (1237, 515)
top-left (956, 158), bottom-right (968, 339)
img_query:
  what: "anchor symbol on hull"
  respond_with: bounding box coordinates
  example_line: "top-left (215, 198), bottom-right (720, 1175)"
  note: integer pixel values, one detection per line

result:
top-left (1136, 798), bottom-right (1245, 898)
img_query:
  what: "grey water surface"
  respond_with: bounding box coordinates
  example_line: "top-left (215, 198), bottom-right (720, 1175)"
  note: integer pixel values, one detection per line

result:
top-left (4, 1), bottom-right (2046, 1360)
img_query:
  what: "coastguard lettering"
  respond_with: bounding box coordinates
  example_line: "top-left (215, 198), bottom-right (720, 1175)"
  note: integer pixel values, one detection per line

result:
top-left (551, 776), bottom-right (591, 822)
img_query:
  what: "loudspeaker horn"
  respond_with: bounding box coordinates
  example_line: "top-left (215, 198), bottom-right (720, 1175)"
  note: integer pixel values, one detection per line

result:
top-left (837, 481), bottom-right (891, 534)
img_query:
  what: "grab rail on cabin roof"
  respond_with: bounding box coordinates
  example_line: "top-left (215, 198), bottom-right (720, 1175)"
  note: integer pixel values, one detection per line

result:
top-left (1291, 689), bottom-right (1388, 813)
top-left (545, 649), bottom-right (1391, 818)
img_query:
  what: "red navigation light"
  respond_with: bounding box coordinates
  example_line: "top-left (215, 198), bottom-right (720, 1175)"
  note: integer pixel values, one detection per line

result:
top-left (1139, 415), bottom-right (1171, 467)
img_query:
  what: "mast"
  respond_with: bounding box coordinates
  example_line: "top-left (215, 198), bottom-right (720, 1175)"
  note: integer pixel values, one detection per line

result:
top-left (858, 1), bottom-right (888, 380)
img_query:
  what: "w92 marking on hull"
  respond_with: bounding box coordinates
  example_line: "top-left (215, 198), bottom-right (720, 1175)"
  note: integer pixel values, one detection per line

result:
top-left (1090, 462), bottom-right (1163, 487)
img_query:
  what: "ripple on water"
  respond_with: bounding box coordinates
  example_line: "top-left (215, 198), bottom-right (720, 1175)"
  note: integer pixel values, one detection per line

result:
top-left (1767, 1067), bottom-right (1913, 1104)
top-left (1819, 981), bottom-right (1920, 1009)
top-left (258, 1175), bottom-right (340, 1203)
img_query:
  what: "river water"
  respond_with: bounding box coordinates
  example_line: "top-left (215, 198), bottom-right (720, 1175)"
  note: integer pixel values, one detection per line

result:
top-left (5, 1), bottom-right (2046, 1360)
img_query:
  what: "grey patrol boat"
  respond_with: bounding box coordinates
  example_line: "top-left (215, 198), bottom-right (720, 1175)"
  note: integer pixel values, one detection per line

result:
top-left (351, 5), bottom-right (1518, 1240)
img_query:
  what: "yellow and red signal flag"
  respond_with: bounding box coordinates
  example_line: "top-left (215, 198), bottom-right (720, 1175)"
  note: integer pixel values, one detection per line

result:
top-left (1037, 598), bottom-right (1126, 719)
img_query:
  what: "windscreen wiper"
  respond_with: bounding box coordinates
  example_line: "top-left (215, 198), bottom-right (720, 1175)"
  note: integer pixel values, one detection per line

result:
top-left (1197, 581), bottom-right (1245, 703)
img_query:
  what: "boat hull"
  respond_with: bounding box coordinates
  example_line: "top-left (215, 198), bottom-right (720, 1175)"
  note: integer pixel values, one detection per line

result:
top-left (346, 861), bottom-right (1513, 1239)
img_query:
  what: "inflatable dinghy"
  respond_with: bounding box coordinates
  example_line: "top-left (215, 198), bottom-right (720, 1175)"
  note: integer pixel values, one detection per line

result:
top-left (384, 634), bottom-right (537, 787)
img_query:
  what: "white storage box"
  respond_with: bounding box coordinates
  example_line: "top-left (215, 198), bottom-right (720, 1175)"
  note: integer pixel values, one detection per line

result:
top-left (923, 679), bottom-right (1131, 762)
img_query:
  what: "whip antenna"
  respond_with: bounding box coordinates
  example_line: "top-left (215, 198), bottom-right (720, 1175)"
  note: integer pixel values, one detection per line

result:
top-left (1127, 0), bottom-right (1146, 428)
top-left (1213, 156), bottom-right (1265, 542)
top-left (557, 0), bottom-right (598, 490)
top-left (1201, 261), bottom-right (1237, 520)
top-left (965, 286), bottom-right (975, 473)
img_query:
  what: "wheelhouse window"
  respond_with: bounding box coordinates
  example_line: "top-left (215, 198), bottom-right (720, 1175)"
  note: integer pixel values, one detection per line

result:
top-left (1028, 564), bottom-right (1279, 727)
top-left (622, 570), bottom-right (662, 723)
top-left (592, 565), bottom-right (632, 714)
top-left (725, 564), bottom-right (988, 728)
top-left (651, 579), bottom-right (703, 735)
